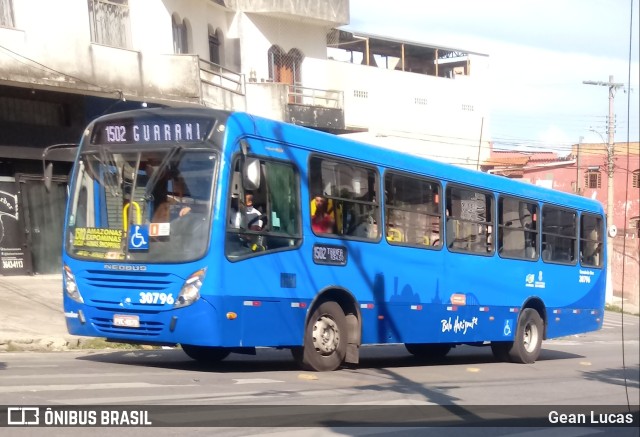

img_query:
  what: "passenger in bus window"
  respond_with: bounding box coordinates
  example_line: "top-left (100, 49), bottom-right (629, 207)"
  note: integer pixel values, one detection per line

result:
top-left (311, 196), bottom-right (335, 234)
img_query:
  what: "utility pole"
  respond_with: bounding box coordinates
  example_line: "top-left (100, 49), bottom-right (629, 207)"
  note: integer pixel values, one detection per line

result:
top-left (583, 75), bottom-right (624, 304)
top-left (575, 136), bottom-right (583, 195)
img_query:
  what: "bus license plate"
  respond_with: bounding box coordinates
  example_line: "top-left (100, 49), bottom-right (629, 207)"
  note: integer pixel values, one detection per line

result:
top-left (113, 314), bottom-right (140, 328)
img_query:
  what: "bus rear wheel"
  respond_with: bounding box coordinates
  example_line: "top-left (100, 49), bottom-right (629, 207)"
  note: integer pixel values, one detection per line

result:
top-left (292, 301), bottom-right (347, 372)
top-left (181, 345), bottom-right (230, 363)
top-left (509, 308), bottom-right (543, 363)
top-left (405, 343), bottom-right (452, 359)
top-left (491, 308), bottom-right (543, 363)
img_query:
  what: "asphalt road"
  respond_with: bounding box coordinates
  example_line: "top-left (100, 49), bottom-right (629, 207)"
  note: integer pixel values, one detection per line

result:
top-left (0, 312), bottom-right (638, 436)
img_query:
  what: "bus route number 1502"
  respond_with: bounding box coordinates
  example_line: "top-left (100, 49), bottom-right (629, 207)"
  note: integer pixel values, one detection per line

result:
top-left (313, 244), bottom-right (347, 266)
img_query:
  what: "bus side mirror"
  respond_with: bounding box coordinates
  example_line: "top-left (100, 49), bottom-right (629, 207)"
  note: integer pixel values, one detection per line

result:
top-left (242, 157), bottom-right (260, 191)
top-left (44, 162), bottom-right (53, 192)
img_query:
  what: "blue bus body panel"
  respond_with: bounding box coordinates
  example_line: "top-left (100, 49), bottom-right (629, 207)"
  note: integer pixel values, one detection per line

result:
top-left (62, 109), bottom-right (606, 349)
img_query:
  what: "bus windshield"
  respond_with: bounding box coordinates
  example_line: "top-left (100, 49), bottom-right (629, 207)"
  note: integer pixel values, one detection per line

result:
top-left (66, 147), bottom-right (217, 263)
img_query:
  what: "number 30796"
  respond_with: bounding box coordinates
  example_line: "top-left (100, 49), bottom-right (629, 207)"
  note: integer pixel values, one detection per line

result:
top-left (139, 292), bottom-right (175, 305)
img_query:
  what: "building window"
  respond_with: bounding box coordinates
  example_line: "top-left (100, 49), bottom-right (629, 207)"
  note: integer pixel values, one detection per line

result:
top-left (633, 169), bottom-right (639, 188)
top-left (88, 0), bottom-right (131, 49)
top-left (268, 46), bottom-right (304, 85)
top-left (1, 0), bottom-right (15, 27)
top-left (208, 28), bottom-right (222, 65)
top-left (584, 170), bottom-right (601, 189)
top-left (172, 14), bottom-right (189, 54)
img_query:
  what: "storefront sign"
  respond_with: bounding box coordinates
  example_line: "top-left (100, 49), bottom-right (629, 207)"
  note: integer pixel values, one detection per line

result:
top-left (0, 181), bottom-right (31, 275)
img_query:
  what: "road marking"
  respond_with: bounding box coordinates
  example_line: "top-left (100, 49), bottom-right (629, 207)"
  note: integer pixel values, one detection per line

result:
top-left (0, 382), bottom-right (193, 393)
top-left (232, 378), bottom-right (284, 384)
top-left (298, 373), bottom-right (318, 380)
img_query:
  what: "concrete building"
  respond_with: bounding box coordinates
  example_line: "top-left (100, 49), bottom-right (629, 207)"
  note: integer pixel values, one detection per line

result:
top-left (0, 0), bottom-right (491, 275)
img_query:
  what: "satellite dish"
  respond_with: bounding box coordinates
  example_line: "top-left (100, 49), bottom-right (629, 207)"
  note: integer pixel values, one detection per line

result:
top-left (608, 225), bottom-right (618, 238)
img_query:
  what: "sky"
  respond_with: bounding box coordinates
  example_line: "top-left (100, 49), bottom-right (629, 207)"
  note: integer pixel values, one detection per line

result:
top-left (346, 0), bottom-right (639, 154)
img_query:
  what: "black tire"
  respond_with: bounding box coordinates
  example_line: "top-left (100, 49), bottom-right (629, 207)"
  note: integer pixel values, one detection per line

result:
top-left (181, 345), bottom-right (230, 363)
top-left (508, 308), bottom-right (543, 363)
top-left (292, 301), bottom-right (347, 371)
top-left (405, 343), bottom-right (452, 359)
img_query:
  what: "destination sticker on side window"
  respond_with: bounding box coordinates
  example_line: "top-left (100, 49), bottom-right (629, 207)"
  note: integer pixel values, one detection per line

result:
top-left (313, 244), bottom-right (347, 266)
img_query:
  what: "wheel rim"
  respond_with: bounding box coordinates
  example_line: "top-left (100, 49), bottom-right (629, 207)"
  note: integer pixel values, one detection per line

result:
top-left (312, 315), bottom-right (340, 355)
top-left (523, 321), bottom-right (539, 353)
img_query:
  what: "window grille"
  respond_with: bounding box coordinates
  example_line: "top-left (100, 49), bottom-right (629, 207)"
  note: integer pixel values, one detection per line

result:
top-left (633, 170), bottom-right (639, 188)
top-left (584, 170), bottom-right (601, 189)
top-left (88, 0), bottom-right (131, 49)
top-left (172, 14), bottom-right (188, 54)
top-left (0, 0), bottom-right (15, 27)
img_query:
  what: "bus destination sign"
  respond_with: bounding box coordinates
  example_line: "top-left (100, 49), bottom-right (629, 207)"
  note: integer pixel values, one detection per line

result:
top-left (93, 119), bottom-right (211, 145)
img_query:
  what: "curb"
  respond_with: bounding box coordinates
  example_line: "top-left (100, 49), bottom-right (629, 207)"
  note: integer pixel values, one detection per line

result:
top-left (0, 337), bottom-right (97, 352)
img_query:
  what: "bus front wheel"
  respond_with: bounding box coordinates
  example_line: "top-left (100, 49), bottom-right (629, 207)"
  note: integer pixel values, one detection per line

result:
top-left (292, 301), bottom-right (347, 371)
top-left (181, 345), bottom-right (230, 363)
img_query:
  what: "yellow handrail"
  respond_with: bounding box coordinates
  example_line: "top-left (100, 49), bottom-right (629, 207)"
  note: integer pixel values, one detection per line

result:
top-left (122, 201), bottom-right (141, 231)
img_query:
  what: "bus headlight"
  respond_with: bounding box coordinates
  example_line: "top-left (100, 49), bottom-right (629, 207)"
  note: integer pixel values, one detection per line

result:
top-left (174, 268), bottom-right (206, 308)
top-left (63, 264), bottom-right (84, 303)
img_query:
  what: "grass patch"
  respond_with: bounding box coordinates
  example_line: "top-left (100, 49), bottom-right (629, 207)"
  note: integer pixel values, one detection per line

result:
top-left (606, 303), bottom-right (639, 316)
top-left (77, 338), bottom-right (159, 350)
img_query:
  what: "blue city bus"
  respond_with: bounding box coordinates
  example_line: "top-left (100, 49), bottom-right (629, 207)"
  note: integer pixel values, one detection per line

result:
top-left (59, 107), bottom-right (606, 371)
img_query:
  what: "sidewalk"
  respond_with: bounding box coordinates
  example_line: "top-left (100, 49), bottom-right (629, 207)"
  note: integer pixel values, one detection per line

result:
top-left (0, 275), bottom-right (86, 351)
top-left (0, 274), bottom-right (638, 352)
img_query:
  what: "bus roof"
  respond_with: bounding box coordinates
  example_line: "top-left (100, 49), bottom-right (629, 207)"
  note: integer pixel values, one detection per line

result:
top-left (229, 111), bottom-right (604, 215)
top-left (89, 107), bottom-right (604, 215)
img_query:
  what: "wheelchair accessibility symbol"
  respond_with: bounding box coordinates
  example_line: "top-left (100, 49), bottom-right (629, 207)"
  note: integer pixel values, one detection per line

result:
top-left (503, 319), bottom-right (513, 337)
top-left (128, 225), bottom-right (149, 251)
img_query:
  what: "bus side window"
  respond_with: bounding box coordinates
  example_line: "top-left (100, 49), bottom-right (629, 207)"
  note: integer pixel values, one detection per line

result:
top-left (446, 185), bottom-right (493, 254)
top-left (225, 156), bottom-right (302, 258)
top-left (309, 156), bottom-right (379, 240)
top-left (541, 206), bottom-right (577, 264)
top-left (498, 197), bottom-right (538, 260)
top-left (384, 172), bottom-right (441, 248)
top-left (580, 213), bottom-right (603, 267)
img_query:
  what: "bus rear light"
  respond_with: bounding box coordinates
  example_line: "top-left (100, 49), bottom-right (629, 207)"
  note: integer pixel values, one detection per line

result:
top-left (489, 316), bottom-right (495, 321)
top-left (377, 315), bottom-right (384, 320)
top-left (63, 264), bottom-right (84, 304)
top-left (446, 306), bottom-right (458, 311)
top-left (553, 309), bottom-right (562, 314)
top-left (509, 308), bottom-right (519, 313)
top-left (410, 305), bottom-right (422, 310)
top-left (226, 312), bottom-right (238, 320)
top-left (591, 310), bottom-right (598, 315)
top-left (174, 268), bottom-right (206, 309)
top-left (555, 317), bottom-right (561, 322)
top-left (290, 302), bottom-right (307, 308)
top-left (479, 307), bottom-right (489, 312)
top-left (243, 301), bottom-right (261, 307)
top-left (573, 309), bottom-right (581, 314)
top-left (361, 303), bottom-right (374, 309)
